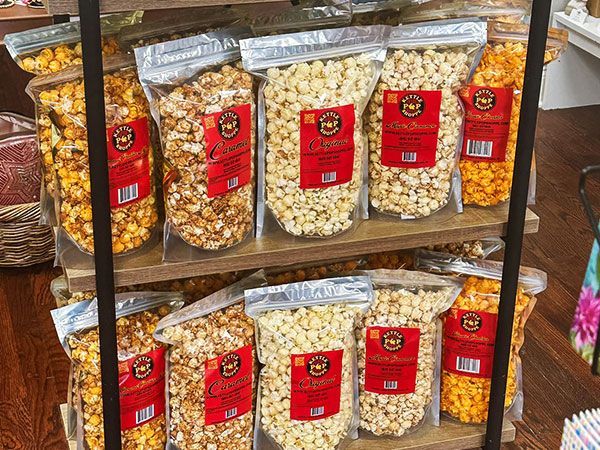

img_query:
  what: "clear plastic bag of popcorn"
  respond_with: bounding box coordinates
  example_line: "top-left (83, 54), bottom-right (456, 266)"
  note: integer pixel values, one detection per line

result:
top-left (425, 237), bottom-right (505, 259)
top-left (5, 12), bottom-right (141, 75)
top-left (459, 22), bottom-right (567, 207)
top-left (366, 19), bottom-right (486, 219)
top-left (355, 269), bottom-right (463, 437)
top-left (6, 13), bottom-right (142, 226)
top-left (240, 26), bottom-right (389, 239)
top-left (154, 273), bottom-right (265, 450)
top-left (118, 8), bottom-right (241, 51)
top-left (136, 28), bottom-right (255, 259)
top-left (265, 256), bottom-right (364, 285)
top-left (414, 250), bottom-right (547, 424)
top-left (26, 55), bottom-right (160, 264)
top-left (245, 276), bottom-right (374, 450)
top-left (400, 0), bottom-right (530, 25)
top-left (51, 291), bottom-right (184, 450)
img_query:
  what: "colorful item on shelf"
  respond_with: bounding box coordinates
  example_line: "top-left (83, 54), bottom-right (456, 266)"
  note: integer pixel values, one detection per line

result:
top-left (570, 234), bottom-right (600, 371)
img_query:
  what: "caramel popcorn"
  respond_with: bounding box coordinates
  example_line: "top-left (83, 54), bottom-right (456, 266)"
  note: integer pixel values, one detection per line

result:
top-left (361, 250), bottom-right (415, 270)
top-left (20, 38), bottom-right (120, 75)
top-left (159, 64), bottom-right (255, 250)
top-left (68, 305), bottom-right (171, 449)
top-left (161, 302), bottom-right (256, 449)
top-left (32, 65), bottom-right (159, 255)
top-left (440, 276), bottom-right (533, 423)
top-left (266, 259), bottom-right (361, 285)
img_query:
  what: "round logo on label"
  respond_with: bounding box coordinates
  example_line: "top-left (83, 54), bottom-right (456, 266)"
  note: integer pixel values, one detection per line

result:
top-left (400, 94), bottom-right (425, 118)
top-left (132, 355), bottom-right (154, 380)
top-left (461, 311), bottom-right (483, 333)
top-left (307, 355), bottom-right (330, 377)
top-left (112, 124), bottom-right (136, 152)
top-left (317, 111), bottom-right (342, 137)
top-left (220, 352), bottom-right (242, 378)
top-left (381, 330), bottom-right (405, 352)
top-left (473, 88), bottom-right (497, 111)
top-left (218, 110), bottom-right (241, 140)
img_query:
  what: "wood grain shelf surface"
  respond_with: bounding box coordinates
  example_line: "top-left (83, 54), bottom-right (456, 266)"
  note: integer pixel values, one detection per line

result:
top-left (63, 205), bottom-right (539, 292)
top-left (45, 0), bottom-right (279, 16)
top-left (60, 404), bottom-right (515, 449)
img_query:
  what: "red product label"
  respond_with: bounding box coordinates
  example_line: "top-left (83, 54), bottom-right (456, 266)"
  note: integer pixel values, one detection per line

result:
top-left (443, 308), bottom-right (498, 378)
top-left (118, 347), bottom-right (166, 430)
top-left (299, 104), bottom-right (355, 189)
top-left (106, 117), bottom-right (152, 208)
top-left (381, 90), bottom-right (442, 169)
top-left (364, 326), bottom-right (420, 395)
top-left (204, 344), bottom-right (253, 425)
top-left (201, 103), bottom-right (253, 198)
top-left (460, 86), bottom-right (513, 162)
top-left (290, 349), bottom-right (343, 421)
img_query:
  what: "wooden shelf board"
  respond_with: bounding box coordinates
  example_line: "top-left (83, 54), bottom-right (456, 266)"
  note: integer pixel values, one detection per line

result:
top-left (0, 4), bottom-right (49, 22)
top-left (63, 205), bottom-right (539, 292)
top-left (60, 404), bottom-right (515, 449)
top-left (45, 0), bottom-right (280, 16)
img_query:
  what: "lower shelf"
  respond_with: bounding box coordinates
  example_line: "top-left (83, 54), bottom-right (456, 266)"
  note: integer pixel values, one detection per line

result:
top-left (60, 404), bottom-right (515, 449)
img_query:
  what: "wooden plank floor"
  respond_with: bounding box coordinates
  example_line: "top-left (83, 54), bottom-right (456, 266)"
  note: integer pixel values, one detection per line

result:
top-left (0, 106), bottom-right (599, 449)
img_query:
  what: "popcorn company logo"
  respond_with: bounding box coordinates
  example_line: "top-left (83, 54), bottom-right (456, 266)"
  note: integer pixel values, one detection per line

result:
top-left (218, 110), bottom-right (241, 140)
top-left (132, 355), bottom-right (154, 380)
top-left (317, 110), bottom-right (342, 137)
top-left (381, 330), bottom-right (405, 352)
top-left (307, 355), bottom-right (330, 377)
top-left (400, 94), bottom-right (425, 118)
top-left (112, 124), bottom-right (135, 152)
top-left (461, 311), bottom-right (483, 333)
top-left (220, 352), bottom-right (242, 378)
top-left (473, 88), bottom-right (496, 111)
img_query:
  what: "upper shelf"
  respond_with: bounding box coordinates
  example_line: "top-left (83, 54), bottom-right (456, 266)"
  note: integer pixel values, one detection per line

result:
top-left (44, 0), bottom-right (280, 16)
top-left (63, 204), bottom-right (539, 292)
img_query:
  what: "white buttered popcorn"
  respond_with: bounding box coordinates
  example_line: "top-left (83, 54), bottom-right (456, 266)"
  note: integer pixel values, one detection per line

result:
top-left (240, 26), bottom-right (388, 238)
top-left (245, 276), bottom-right (373, 450)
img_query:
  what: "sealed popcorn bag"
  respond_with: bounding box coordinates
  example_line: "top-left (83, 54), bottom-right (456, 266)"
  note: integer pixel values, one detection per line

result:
top-left (355, 269), bottom-right (463, 437)
top-left (240, 26), bottom-right (389, 239)
top-left (414, 250), bottom-right (547, 424)
top-left (366, 19), bottom-right (486, 219)
top-left (400, 0), bottom-right (531, 25)
top-left (459, 21), bottom-right (567, 207)
top-left (245, 276), bottom-right (374, 450)
top-left (51, 292), bottom-right (184, 449)
top-left (136, 28), bottom-right (256, 260)
top-left (154, 272), bottom-right (265, 450)
top-left (27, 55), bottom-right (160, 265)
top-left (5, 12), bottom-right (142, 226)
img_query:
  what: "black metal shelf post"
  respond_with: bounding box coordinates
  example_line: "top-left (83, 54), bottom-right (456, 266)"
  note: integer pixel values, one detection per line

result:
top-left (76, 0), bottom-right (553, 448)
top-left (484, 0), bottom-right (552, 447)
top-left (78, 0), bottom-right (122, 447)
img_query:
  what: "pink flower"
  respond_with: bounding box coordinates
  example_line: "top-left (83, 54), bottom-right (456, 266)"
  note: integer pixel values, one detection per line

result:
top-left (572, 286), bottom-right (600, 349)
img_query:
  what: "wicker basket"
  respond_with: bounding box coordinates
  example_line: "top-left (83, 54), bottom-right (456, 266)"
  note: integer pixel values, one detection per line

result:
top-left (0, 112), bottom-right (55, 267)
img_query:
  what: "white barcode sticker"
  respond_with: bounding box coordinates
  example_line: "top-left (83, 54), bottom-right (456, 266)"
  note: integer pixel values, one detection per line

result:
top-left (135, 404), bottom-right (155, 425)
top-left (322, 172), bottom-right (336, 183)
top-left (466, 140), bottom-right (493, 158)
top-left (227, 176), bottom-right (239, 190)
top-left (402, 152), bottom-right (417, 162)
top-left (118, 183), bottom-right (138, 205)
top-left (384, 380), bottom-right (398, 390)
top-left (225, 407), bottom-right (238, 419)
top-left (310, 406), bottom-right (325, 417)
top-left (456, 356), bottom-right (481, 374)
